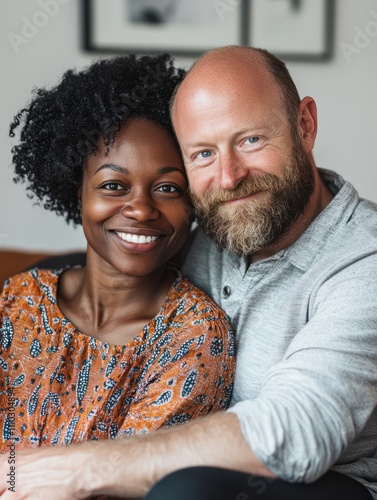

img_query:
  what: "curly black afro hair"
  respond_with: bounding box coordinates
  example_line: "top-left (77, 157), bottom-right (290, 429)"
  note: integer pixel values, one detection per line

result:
top-left (9, 53), bottom-right (186, 225)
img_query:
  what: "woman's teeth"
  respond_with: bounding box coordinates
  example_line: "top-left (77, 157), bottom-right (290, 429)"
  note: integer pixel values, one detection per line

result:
top-left (115, 232), bottom-right (159, 244)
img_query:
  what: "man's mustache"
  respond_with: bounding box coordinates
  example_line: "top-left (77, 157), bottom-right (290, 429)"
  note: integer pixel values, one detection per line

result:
top-left (189, 173), bottom-right (283, 206)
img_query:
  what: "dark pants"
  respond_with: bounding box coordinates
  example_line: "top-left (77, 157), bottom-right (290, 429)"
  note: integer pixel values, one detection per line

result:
top-left (145, 466), bottom-right (373, 500)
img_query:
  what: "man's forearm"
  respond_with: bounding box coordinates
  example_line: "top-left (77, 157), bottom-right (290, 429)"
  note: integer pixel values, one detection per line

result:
top-left (0, 412), bottom-right (275, 499)
top-left (90, 411), bottom-right (275, 498)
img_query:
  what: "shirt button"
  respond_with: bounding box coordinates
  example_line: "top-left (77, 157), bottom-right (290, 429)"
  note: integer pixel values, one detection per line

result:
top-left (222, 285), bottom-right (231, 298)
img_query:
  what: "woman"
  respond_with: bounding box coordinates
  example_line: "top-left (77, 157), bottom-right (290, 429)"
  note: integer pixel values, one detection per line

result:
top-left (0, 54), bottom-right (235, 451)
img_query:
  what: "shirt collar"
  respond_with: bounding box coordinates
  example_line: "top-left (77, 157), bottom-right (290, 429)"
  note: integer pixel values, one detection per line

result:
top-left (283, 168), bottom-right (360, 271)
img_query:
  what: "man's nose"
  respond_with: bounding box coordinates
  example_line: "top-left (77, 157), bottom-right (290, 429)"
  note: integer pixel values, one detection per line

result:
top-left (218, 151), bottom-right (249, 191)
top-left (120, 193), bottom-right (160, 221)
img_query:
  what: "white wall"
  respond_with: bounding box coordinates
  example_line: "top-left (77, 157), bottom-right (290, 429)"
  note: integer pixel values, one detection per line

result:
top-left (0, 0), bottom-right (376, 252)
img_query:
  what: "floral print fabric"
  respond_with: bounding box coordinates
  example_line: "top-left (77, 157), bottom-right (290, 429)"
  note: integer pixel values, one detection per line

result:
top-left (0, 268), bottom-right (235, 451)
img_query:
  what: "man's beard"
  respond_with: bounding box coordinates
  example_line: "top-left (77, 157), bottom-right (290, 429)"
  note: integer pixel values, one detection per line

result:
top-left (190, 137), bottom-right (315, 256)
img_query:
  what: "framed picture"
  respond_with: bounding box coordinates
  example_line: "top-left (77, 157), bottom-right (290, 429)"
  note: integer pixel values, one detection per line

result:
top-left (243, 0), bottom-right (334, 61)
top-left (82, 0), bottom-right (243, 56)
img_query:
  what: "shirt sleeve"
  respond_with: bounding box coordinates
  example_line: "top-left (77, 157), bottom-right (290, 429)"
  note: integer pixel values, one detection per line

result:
top-left (228, 254), bottom-right (377, 482)
top-left (116, 314), bottom-right (235, 436)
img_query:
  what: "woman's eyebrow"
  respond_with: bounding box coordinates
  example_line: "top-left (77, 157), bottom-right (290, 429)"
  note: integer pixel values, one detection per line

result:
top-left (94, 165), bottom-right (184, 176)
top-left (157, 166), bottom-right (186, 176)
top-left (94, 164), bottom-right (129, 175)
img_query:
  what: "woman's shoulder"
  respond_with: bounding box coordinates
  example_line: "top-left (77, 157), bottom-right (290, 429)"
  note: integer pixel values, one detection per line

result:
top-left (152, 270), bottom-right (235, 367)
top-left (1, 267), bottom-right (61, 303)
top-left (167, 268), bottom-right (231, 324)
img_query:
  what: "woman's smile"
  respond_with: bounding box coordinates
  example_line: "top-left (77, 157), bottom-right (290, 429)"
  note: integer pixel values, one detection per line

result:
top-left (112, 229), bottom-right (164, 253)
top-left (114, 231), bottom-right (161, 244)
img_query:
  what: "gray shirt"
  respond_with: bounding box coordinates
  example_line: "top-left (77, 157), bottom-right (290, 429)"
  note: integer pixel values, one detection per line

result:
top-left (182, 169), bottom-right (377, 497)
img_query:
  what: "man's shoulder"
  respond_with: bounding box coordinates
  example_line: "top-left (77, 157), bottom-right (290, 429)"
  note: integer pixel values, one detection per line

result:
top-left (305, 195), bottom-right (377, 290)
top-left (335, 195), bottom-right (377, 251)
top-left (311, 169), bottom-right (377, 265)
top-left (321, 168), bottom-right (377, 231)
top-left (350, 196), bottom-right (377, 229)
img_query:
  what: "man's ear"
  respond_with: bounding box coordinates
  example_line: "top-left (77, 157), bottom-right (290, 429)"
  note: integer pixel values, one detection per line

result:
top-left (297, 96), bottom-right (318, 153)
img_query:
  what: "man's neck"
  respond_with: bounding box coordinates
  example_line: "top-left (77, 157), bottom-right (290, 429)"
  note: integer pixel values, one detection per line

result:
top-left (251, 169), bottom-right (334, 263)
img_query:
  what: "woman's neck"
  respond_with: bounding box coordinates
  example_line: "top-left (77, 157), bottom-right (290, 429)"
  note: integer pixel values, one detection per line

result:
top-left (57, 255), bottom-right (175, 345)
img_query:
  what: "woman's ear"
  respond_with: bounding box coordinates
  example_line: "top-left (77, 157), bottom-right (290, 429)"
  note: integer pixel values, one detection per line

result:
top-left (77, 186), bottom-right (83, 222)
top-left (77, 185), bottom-right (82, 207)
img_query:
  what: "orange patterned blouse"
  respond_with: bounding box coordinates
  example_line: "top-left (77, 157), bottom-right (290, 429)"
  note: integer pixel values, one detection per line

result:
top-left (0, 268), bottom-right (235, 452)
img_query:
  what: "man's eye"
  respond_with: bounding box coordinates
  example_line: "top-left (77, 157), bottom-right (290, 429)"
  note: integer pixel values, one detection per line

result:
top-left (247, 137), bottom-right (259, 144)
top-left (102, 183), bottom-right (122, 191)
top-left (198, 151), bottom-right (212, 159)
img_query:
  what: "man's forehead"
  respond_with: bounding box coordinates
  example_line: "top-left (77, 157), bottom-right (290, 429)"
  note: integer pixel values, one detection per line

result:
top-left (173, 77), bottom-right (282, 120)
top-left (175, 65), bottom-right (279, 110)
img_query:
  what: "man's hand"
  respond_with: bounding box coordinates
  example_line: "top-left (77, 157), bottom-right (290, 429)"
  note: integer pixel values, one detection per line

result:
top-left (0, 442), bottom-right (118, 499)
top-left (0, 413), bottom-right (271, 499)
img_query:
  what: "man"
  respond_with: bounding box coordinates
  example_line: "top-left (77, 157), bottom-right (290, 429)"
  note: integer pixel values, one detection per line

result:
top-left (0, 46), bottom-right (376, 499)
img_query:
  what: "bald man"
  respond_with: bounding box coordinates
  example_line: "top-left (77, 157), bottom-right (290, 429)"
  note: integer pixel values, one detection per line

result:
top-left (1, 47), bottom-right (376, 500)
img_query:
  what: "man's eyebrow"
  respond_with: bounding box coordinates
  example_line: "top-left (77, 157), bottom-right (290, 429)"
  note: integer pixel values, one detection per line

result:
top-left (94, 164), bottom-right (129, 175)
top-left (184, 142), bottom-right (211, 150)
top-left (184, 128), bottom-right (269, 150)
top-left (234, 126), bottom-right (269, 137)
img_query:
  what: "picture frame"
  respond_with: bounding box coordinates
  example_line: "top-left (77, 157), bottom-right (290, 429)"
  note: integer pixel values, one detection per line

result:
top-left (243, 0), bottom-right (335, 61)
top-left (82, 0), bottom-right (244, 57)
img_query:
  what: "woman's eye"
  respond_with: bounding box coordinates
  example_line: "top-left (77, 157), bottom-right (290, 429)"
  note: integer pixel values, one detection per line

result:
top-left (247, 137), bottom-right (259, 145)
top-left (156, 185), bottom-right (181, 193)
top-left (102, 182), bottom-right (122, 191)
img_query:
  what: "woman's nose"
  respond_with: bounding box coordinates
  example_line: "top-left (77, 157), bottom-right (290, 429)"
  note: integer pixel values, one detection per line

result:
top-left (120, 193), bottom-right (160, 221)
